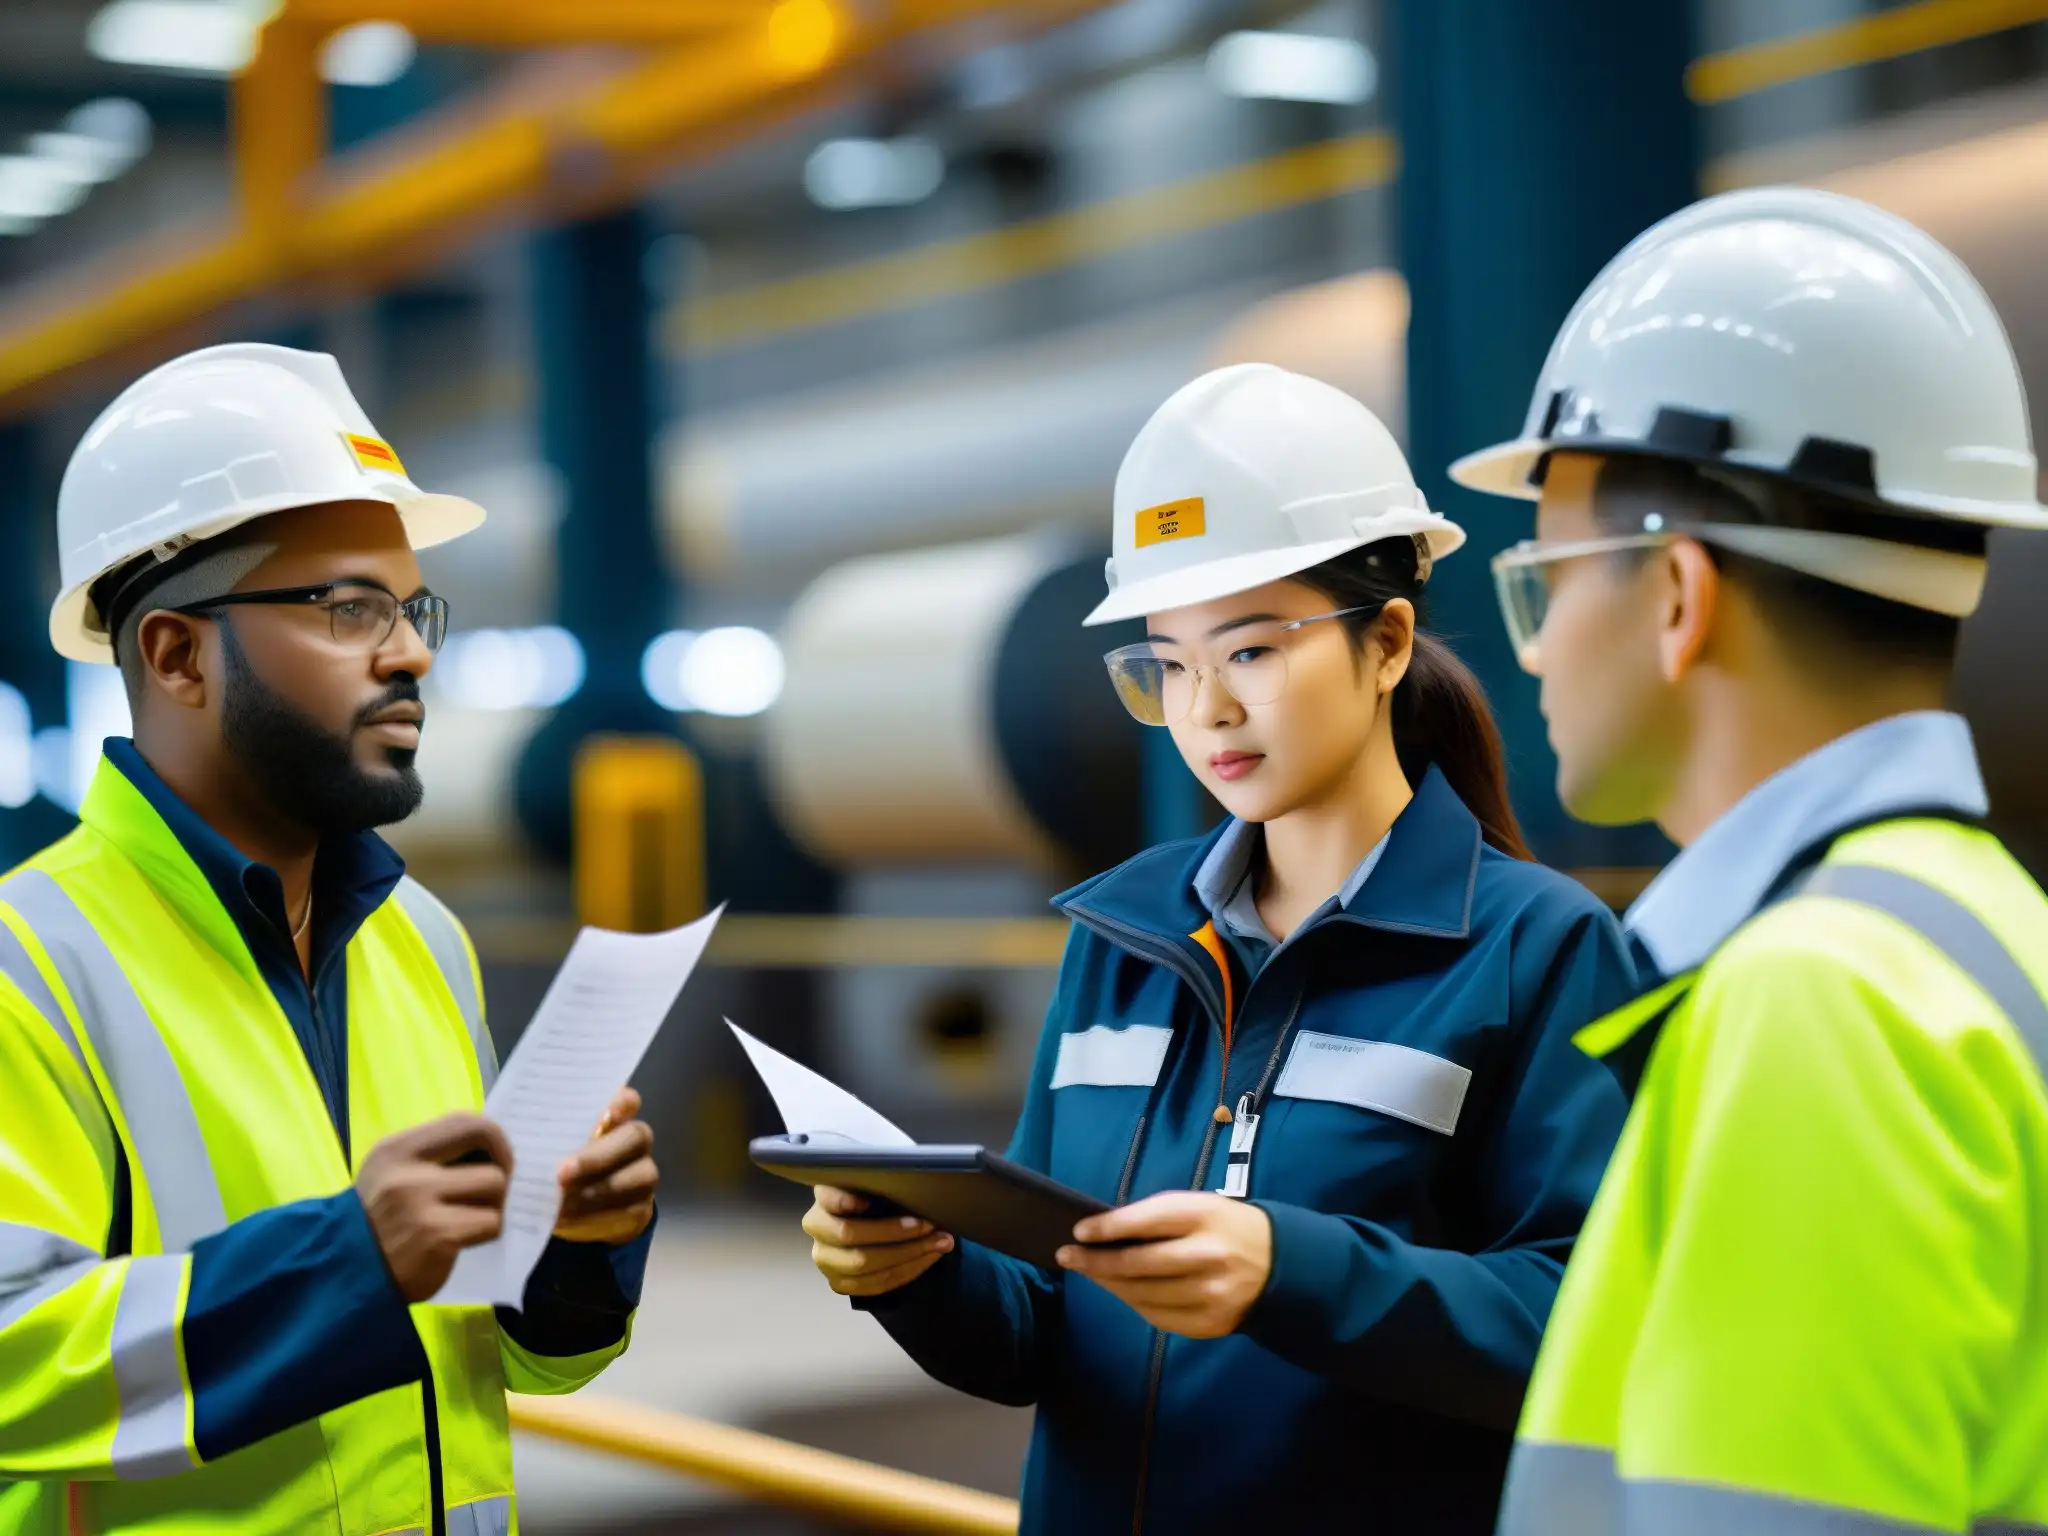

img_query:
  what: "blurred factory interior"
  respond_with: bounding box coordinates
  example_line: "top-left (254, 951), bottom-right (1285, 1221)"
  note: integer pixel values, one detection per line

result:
top-left (3, 0), bottom-right (2048, 1527)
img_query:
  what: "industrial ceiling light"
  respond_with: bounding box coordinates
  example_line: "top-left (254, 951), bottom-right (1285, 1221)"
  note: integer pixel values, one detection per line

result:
top-left (0, 156), bottom-right (91, 224)
top-left (86, 0), bottom-right (259, 76)
top-left (803, 136), bottom-right (945, 211)
top-left (320, 21), bottom-right (417, 88)
top-left (1206, 30), bottom-right (1377, 105)
top-left (28, 98), bottom-right (154, 187)
top-left (432, 626), bottom-right (586, 711)
top-left (641, 628), bottom-right (786, 716)
top-left (0, 98), bottom-right (152, 237)
top-left (90, 1), bottom-right (413, 85)
top-left (679, 627), bottom-right (785, 717)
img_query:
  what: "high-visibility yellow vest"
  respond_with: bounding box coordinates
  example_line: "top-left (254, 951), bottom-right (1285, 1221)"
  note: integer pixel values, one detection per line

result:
top-left (0, 758), bottom-right (620, 1534)
top-left (1499, 817), bottom-right (2048, 1535)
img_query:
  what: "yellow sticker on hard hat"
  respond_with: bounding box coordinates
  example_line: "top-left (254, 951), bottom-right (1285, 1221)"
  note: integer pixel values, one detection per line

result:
top-left (344, 433), bottom-right (406, 477)
top-left (1136, 497), bottom-right (1205, 548)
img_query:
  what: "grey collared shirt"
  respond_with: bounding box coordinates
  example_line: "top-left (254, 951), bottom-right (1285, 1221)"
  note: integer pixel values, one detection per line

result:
top-left (1192, 817), bottom-right (1391, 978)
top-left (1625, 709), bottom-right (1988, 979)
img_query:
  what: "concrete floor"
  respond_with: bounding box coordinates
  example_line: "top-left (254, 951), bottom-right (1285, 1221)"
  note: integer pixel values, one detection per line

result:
top-left (512, 1212), bottom-right (1033, 1535)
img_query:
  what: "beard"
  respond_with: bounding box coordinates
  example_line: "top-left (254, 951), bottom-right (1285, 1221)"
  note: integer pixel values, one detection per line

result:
top-left (219, 622), bottom-right (425, 835)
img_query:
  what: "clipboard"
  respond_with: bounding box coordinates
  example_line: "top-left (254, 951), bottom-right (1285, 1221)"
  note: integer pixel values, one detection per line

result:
top-left (749, 1134), bottom-right (1115, 1269)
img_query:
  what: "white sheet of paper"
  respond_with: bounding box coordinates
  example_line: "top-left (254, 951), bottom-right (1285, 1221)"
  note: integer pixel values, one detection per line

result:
top-left (727, 1019), bottom-right (914, 1147)
top-left (435, 905), bottom-right (724, 1308)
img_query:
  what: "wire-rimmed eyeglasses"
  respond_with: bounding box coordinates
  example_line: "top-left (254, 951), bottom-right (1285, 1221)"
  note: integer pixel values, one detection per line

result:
top-left (173, 580), bottom-right (450, 653)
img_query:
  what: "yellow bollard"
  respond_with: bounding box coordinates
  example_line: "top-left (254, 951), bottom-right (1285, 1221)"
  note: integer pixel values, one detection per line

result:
top-left (571, 735), bottom-right (706, 932)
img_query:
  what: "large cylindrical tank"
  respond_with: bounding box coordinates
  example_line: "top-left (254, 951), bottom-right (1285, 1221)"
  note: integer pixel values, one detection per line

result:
top-left (763, 530), bottom-right (1145, 873)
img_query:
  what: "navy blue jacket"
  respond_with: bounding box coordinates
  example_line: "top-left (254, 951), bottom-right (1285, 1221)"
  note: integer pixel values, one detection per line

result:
top-left (862, 768), bottom-right (1635, 1534)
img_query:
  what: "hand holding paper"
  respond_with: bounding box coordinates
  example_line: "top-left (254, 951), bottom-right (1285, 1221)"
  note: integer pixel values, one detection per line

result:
top-left (551, 1085), bottom-right (659, 1246)
top-left (433, 905), bottom-right (723, 1307)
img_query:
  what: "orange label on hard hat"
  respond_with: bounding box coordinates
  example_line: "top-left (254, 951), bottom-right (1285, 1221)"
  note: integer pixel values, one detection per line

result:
top-left (1135, 497), bottom-right (1205, 548)
top-left (344, 433), bottom-right (406, 477)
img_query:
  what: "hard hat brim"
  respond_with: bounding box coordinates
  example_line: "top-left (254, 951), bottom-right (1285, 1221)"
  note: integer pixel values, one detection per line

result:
top-left (1447, 439), bottom-right (1544, 500)
top-left (1082, 522), bottom-right (1465, 628)
top-left (1450, 434), bottom-right (2048, 532)
top-left (49, 487), bottom-right (489, 664)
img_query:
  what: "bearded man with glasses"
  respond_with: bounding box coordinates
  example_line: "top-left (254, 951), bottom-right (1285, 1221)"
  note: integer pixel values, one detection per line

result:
top-left (0, 344), bottom-right (657, 1536)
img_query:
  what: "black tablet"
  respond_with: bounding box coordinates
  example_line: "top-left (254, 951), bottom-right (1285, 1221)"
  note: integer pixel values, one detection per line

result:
top-left (750, 1135), bottom-right (1113, 1269)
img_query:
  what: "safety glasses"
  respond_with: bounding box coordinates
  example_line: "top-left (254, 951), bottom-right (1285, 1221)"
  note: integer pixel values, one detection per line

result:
top-left (1489, 533), bottom-right (1672, 672)
top-left (1102, 602), bottom-right (1385, 727)
top-left (174, 580), bottom-right (450, 653)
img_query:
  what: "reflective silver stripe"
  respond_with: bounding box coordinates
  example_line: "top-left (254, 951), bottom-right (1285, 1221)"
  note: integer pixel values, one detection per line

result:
top-left (447, 1494), bottom-right (512, 1536)
top-left (1050, 1024), bottom-right (1173, 1089)
top-left (0, 912), bottom-right (93, 1085)
top-left (1500, 1442), bottom-right (1621, 1536)
top-left (0, 1220), bottom-right (101, 1331)
top-left (109, 1254), bottom-right (195, 1479)
top-left (1622, 1481), bottom-right (1958, 1534)
top-left (1500, 1443), bottom-right (2011, 1534)
top-left (394, 877), bottom-right (495, 1093)
top-left (1803, 864), bottom-right (2048, 1077)
top-left (0, 869), bottom-right (226, 1253)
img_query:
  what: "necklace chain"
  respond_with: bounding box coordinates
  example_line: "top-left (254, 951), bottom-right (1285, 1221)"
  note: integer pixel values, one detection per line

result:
top-left (291, 891), bottom-right (313, 942)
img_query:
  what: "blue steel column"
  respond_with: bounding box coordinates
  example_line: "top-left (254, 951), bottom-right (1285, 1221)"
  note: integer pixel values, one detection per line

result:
top-left (513, 207), bottom-right (674, 861)
top-left (0, 420), bottom-right (75, 866)
top-left (1393, 0), bottom-right (1697, 870)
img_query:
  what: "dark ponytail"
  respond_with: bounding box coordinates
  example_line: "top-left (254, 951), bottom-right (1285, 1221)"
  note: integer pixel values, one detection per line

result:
top-left (1294, 538), bottom-right (1533, 861)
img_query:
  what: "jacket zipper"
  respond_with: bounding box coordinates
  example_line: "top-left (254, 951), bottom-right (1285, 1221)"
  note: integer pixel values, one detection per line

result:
top-left (1129, 1109), bottom-right (1226, 1536)
top-left (309, 941), bottom-right (445, 1526)
top-left (323, 958), bottom-right (442, 1535)
top-left (422, 1369), bottom-right (448, 1536)
top-left (307, 990), bottom-right (347, 1156)
top-left (1115, 1115), bottom-right (1150, 1206)
top-left (1225, 991), bottom-right (1307, 1197)
top-left (1127, 988), bottom-right (1304, 1534)
top-left (1064, 907), bottom-right (1226, 1536)
top-left (1066, 903), bottom-right (1312, 1536)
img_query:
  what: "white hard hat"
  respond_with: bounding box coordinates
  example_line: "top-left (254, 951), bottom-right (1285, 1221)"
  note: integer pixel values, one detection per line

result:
top-left (52, 342), bottom-right (487, 663)
top-left (1084, 362), bottom-right (1464, 627)
top-left (1451, 186), bottom-right (2045, 597)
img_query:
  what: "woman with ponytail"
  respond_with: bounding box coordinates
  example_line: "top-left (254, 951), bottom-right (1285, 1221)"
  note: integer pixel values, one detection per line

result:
top-left (800, 366), bottom-right (1636, 1534)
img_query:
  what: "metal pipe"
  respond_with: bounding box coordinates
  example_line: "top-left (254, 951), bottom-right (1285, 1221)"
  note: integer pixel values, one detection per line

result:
top-left (507, 1393), bottom-right (1021, 1536)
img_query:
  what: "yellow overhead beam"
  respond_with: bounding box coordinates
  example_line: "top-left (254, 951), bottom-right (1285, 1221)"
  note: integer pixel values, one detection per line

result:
top-left (677, 130), bottom-right (1397, 351)
top-left (0, 0), bottom-right (1108, 418)
top-left (1689, 0), bottom-right (2048, 104)
top-left (232, 0), bottom-right (853, 247)
top-left (285, 0), bottom-right (770, 38)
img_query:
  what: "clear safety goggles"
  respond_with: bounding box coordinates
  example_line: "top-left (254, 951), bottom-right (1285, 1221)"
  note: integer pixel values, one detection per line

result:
top-left (1490, 532), bottom-right (1674, 673)
top-left (1102, 602), bottom-right (1384, 727)
top-left (1494, 515), bottom-right (1990, 672)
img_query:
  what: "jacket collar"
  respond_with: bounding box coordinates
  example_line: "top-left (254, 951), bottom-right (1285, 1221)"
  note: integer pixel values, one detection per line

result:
top-left (1055, 764), bottom-right (1483, 944)
top-left (84, 738), bottom-right (406, 973)
top-left (1625, 711), bottom-right (1986, 981)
